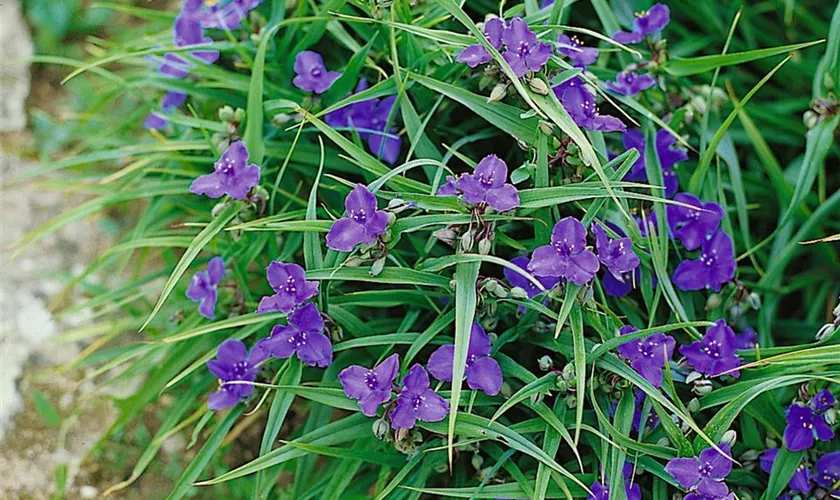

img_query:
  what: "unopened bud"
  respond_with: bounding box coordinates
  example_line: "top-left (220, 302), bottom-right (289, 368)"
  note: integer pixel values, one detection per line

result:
top-left (528, 77), bottom-right (550, 95)
top-left (565, 395), bottom-right (577, 409)
top-left (500, 381), bottom-right (512, 398)
top-left (211, 201), bottom-right (229, 218)
top-left (509, 286), bottom-right (529, 300)
top-left (740, 449), bottom-right (760, 462)
top-left (488, 83), bottom-right (508, 103)
top-left (373, 418), bottom-right (389, 439)
top-left (538, 120), bottom-right (554, 136)
top-left (705, 293), bottom-right (722, 311)
top-left (803, 110), bottom-right (820, 129)
top-left (538, 355), bottom-right (554, 371)
top-left (433, 228), bottom-right (458, 246)
top-left (685, 371), bottom-right (703, 384)
top-left (687, 398), bottom-right (700, 413)
top-left (656, 437), bottom-right (671, 447)
top-left (478, 237), bottom-right (492, 255)
top-left (471, 454), bottom-right (484, 470)
top-left (344, 256), bottom-right (364, 267)
top-left (370, 257), bottom-right (386, 277)
top-left (816, 323), bottom-right (835, 341)
top-left (562, 363), bottom-right (575, 381)
top-left (747, 292), bottom-right (762, 310)
top-left (692, 379), bottom-right (714, 396)
top-left (218, 105), bottom-right (235, 122)
top-left (554, 376), bottom-right (568, 392)
top-left (825, 408), bottom-right (837, 425)
top-left (459, 231), bottom-right (474, 252)
top-left (272, 113), bottom-right (292, 126)
top-left (233, 108), bottom-right (246, 123)
top-left (721, 430), bottom-right (737, 446)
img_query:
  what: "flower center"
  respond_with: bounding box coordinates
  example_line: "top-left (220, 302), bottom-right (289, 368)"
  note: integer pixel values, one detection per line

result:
top-left (699, 252), bottom-right (717, 267)
top-left (638, 339), bottom-right (659, 359)
top-left (365, 371), bottom-right (377, 389)
top-left (289, 332), bottom-right (308, 348)
top-left (284, 276), bottom-right (297, 295)
top-left (699, 462), bottom-right (715, 477)
top-left (516, 41), bottom-right (532, 58)
top-left (216, 155), bottom-right (237, 176)
top-left (349, 208), bottom-right (368, 224)
top-left (411, 395), bottom-right (426, 411)
top-left (476, 171), bottom-right (495, 188)
top-left (702, 339), bottom-right (722, 358)
top-left (310, 66), bottom-right (323, 78)
top-left (230, 361), bottom-right (250, 379)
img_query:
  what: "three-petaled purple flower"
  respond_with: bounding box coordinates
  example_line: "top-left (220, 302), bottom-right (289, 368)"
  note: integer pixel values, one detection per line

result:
top-left (680, 319), bottom-right (742, 378)
top-left (588, 463), bottom-right (641, 500)
top-left (292, 50), bottom-right (341, 94)
top-left (455, 154), bottom-right (520, 212)
top-left (186, 256), bottom-right (225, 319)
top-left (761, 448), bottom-right (812, 494)
top-left (594, 224), bottom-right (640, 284)
top-left (556, 34), bottom-right (599, 68)
top-left (456, 17), bottom-right (505, 67)
top-left (616, 325), bottom-right (675, 387)
top-left (734, 327), bottom-right (757, 350)
top-left (665, 444), bottom-right (733, 497)
top-left (605, 70), bottom-right (656, 96)
top-left (667, 193), bottom-right (724, 250)
top-left (326, 184), bottom-right (390, 252)
top-left (504, 256), bottom-right (559, 299)
top-left (339, 353), bottom-right (400, 417)
top-left (390, 364), bottom-right (449, 429)
top-left (206, 338), bottom-right (267, 410)
top-left (812, 388), bottom-right (836, 412)
top-left (632, 389), bottom-right (659, 433)
top-left (183, 0), bottom-right (263, 31)
top-left (256, 261), bottom-right (319, 314)
top-left (814, 451), bottom-right (840, 494)
top-left (553, 77), bottom-right (626, 133)
top-left (190, 140), bottom-right (261, 200)
top-left (257, 303), bottom-right (332, 368)
top-left (501, 17), bottom-right (553, 78)
top-left (427, 322), bottom-right (503, 396)
top-left (436, 175), bottom-right (459, 196)
top-left (529, 216), bottom-right (600, 286)
top-left (673, 230), bottom-right (736, 292)
top-left (784, 404), bottom-right (834, 451)
top-left (623, 129), bottom-right (688, 198)
top-left (144, 91), bottom-right (188, 130)
top-left (613, 3), bottom-right (671, 44)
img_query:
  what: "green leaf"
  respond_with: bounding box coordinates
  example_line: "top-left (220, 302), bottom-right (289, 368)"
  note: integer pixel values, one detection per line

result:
top-left (762, 449), bottom-right (804, 500)
top-left (447, 261), bottom-right (481, 467)
top-left (32, 391), bottom-right (62, 428)
top-left (663, 39), bottom-right (824, 76)
top-left (244, 23), bottom-right (284, 164)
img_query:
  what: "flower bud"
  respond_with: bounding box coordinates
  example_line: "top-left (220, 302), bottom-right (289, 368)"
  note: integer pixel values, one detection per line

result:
top-left (460, 231), bottom-right (474, 252)
top-left (740, 449), bottom-right (760, 462)
top-left (816, 323), bottom-right (835, 341)
top-left (373, 418), bottom-right (389, 440)
top-left (218, 105), bottom-right (235, 122)
top-left (488, 83), bottom-right (508, 103)
top-left (211, 201), bottom-right (230, 218)
top-left (500, 381), bottom-right (512, 398)
top-left (233, 108), bottom-right (246, 123)
top-left (747, 292), bottom-right (762, 310)
top-left (562, 363), bottom-right (575, 381)
top-left (656, 437), bottom-right (671, 447)
top-left (478, 237), bottom-right (492, 255)
top-left (687, 398), bottom-right (700, 413)
top-left (471, 453), bottom-right (484, 470)
top-left (565, 395), bottom-right (577, 409)
top-left (803, 109), bottom-right (820, 129)
top-left (538, 120), bottom-right (554, 136)
top-left (721, 429), bottom-right (737, 446)
top-left (370, 257), bottom-right (386, 277)
top-left (538, 355), bottom-right (554, 371)
top-left (765, 437), bottom-right (778, 449)
top-left (272, 113), bottom-right (293, 126)
top-left (433, 227), bottom-right (458, 246)
top-left (705, 293), bottom-right (722, 311)
top-left (344, 256), bottom-right (364, 267)
top-left (509, 286), bottom-right (529, 300)
top-left (685, 371), bottom-right (703, 385)
top-left (434, 461), bottom-right (449, 473)
top-left (825, 408), bottom-right (837, 425)
top-left (528, 77), bottom-right (550, 95)
top-left (554, 376), bottom-right (568, 392)
top-left (692, 379), bottom-right (714, 396)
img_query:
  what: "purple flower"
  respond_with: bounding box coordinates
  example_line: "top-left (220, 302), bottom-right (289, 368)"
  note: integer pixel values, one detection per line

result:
top-left (605, 70), bottom-right (656, 96)
top-left (587, 463), bottom-right (642, 500)
top-left (256, 261), bottom-right (319, 314)
top-left (504, 256), bottom-right (559, 299)
top-left (436, 175), bottom-right (459, 196)
top-left (784, 404), bottom-right (834, 451)
top-left (292, 51), bottom-right (341, 94)
top-left (186, 256), bottom-right (224, 319)
top-left (256, 303), bottom-right (332, 368)
top-left (184, 0), bottom-right (264, 30)
top-left (594, 224), bottom-right (640, 283)
top-left (144, 91), bottom-right (188, 130)
top-left (553, 77), bottom-right (626, 133)
top-left (734, 327), bottom-right (757, 350)
top-left (556, 34), bottom-right (599, 68)
top-left (812, 389), bottom-right (836, 412)
top-left (635, 210), bottom-right (659, 237)
top-left (673, 230), bottom-right (736, 292)
top-left (528, 216), bottom-right (600, 286)
top-left (326, 184), bottom-right (390, 252)
top-left (157, 53), bottom-right (191, 79)
top-left (455, 154), bottom-right (520, 212)
top-left (632, 389), bottom-right (659, 432)
top-left (622, 129), bottom-right (688, 198)
top-left (680, 319), bottom-right (742, 378)
top-left (616, 325), bottom-right (675, 387)
top-left (173, 11), bottom-right (219, 64)
top-left (339, 353), bottom-right (400, 417)
top-left (390, 364), bottom-right (449, 429)
top-left (325, 80), bottom-right (375, 128)
top-left (814, 451), bottom-right (840, 493)
top-left (667, 193), bottom-right (725, 250)
top-left (206, 338), bottom-right (267, 410)
top-left (456, 17), bottom-right (504, 67)
top-left (613, 3), bottom-right (670, 44)
top-left (365, 96), bottom-right (401, 165)
top-left (665, 444), bottom-right (733, 497)
top-left (501, 17), bottom-right (553, 78)
top-left (189, 140), bottom-right (261, 200)
top-left (760, 448), bottom-right (812, 494)
top-left (427, 323), bottom-right (503, 396)
top-left (684, 493), bottom-right (736, 500)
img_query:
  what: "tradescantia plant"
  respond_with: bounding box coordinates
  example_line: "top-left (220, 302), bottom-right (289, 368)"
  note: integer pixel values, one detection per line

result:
top-left (17, 0), bottom-right (840, 498)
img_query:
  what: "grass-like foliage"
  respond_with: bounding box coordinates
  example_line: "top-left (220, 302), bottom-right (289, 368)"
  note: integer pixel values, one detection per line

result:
top-left (18, 0), bottom-right (840, 498)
